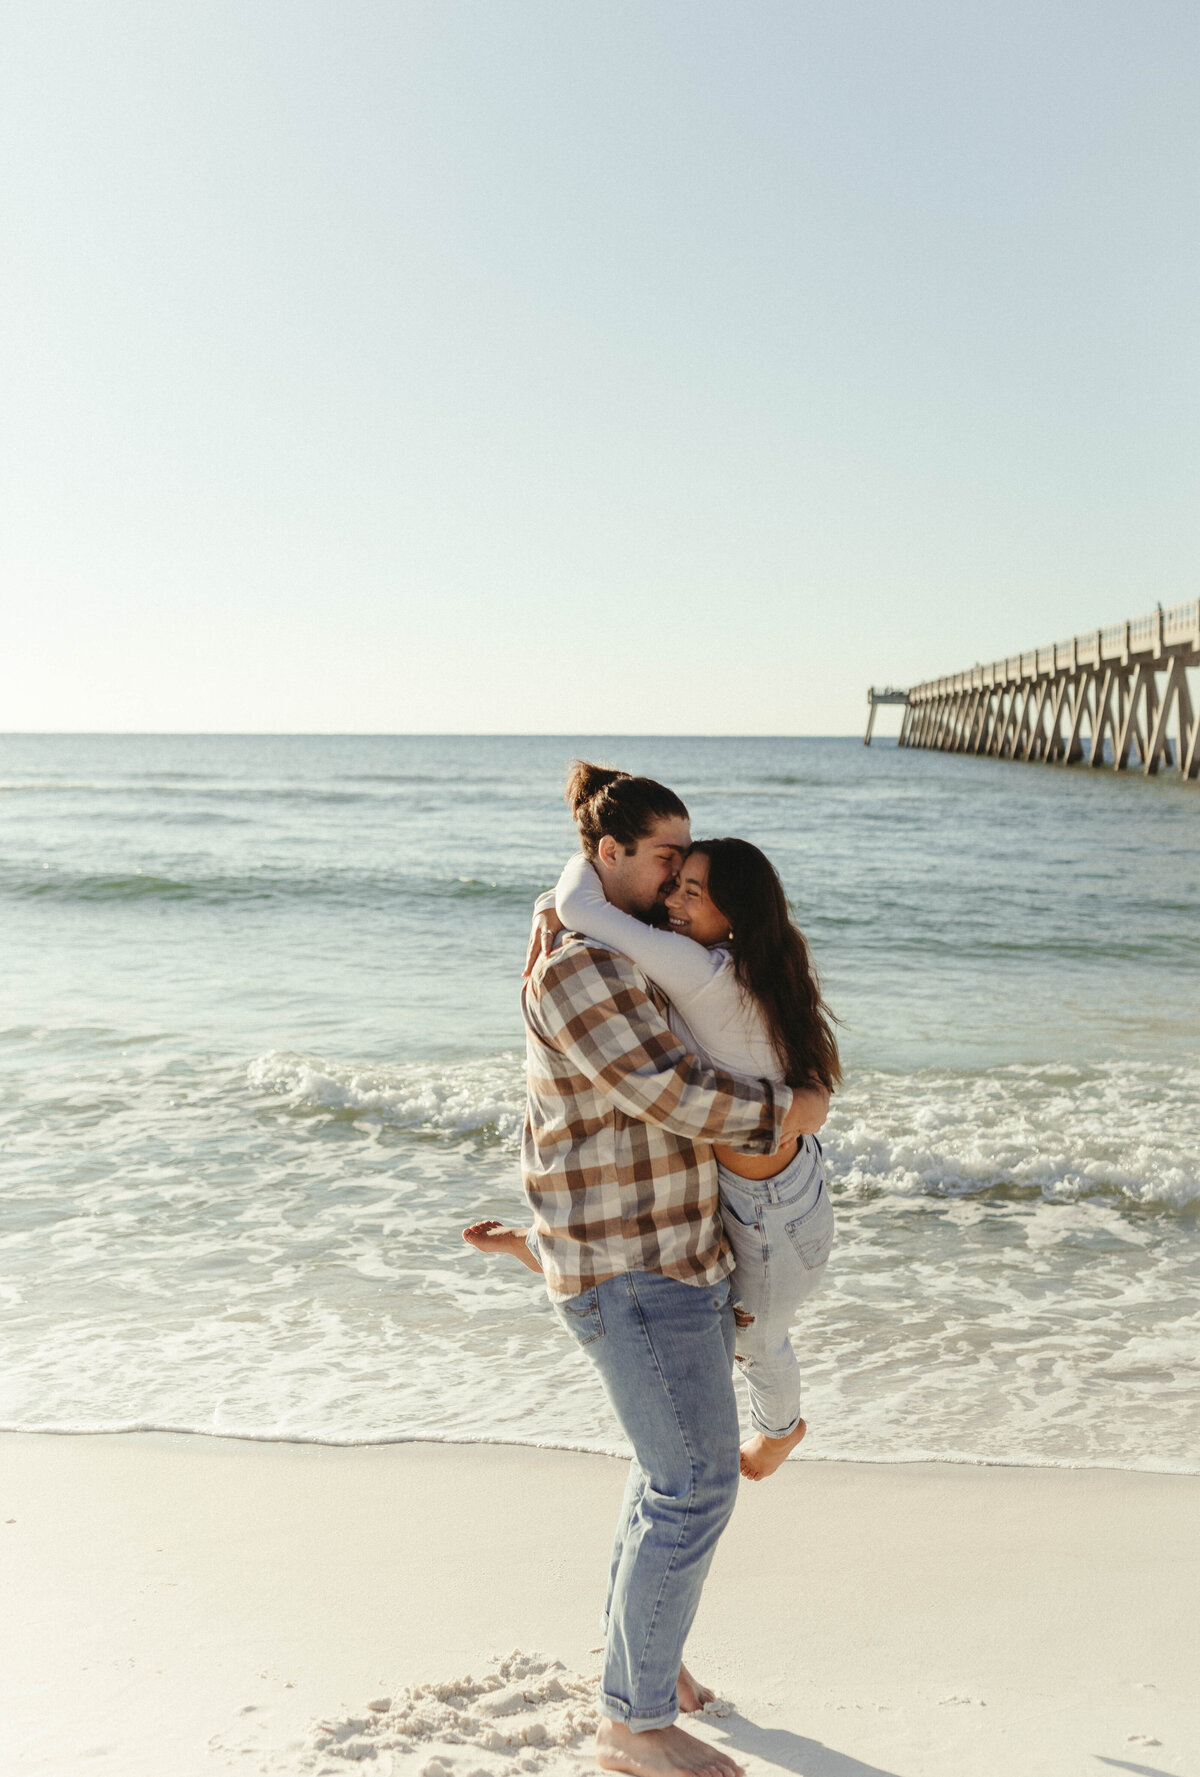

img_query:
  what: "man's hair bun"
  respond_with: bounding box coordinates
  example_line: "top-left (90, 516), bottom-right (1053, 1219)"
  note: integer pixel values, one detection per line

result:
top-left (564, 759), bottom-right (689, 858)
top-left (564, 760), bottom-right (627, 816)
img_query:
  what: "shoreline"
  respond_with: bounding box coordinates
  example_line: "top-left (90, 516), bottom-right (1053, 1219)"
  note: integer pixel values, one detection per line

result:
top-left (4, 1430), bottom-right (1198, 1777)
top-left (3, 1421), bottom-right (1198, 1477)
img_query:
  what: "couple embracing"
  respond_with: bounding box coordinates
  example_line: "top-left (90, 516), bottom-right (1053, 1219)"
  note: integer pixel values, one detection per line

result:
top-left (464, 761), bottom-right (840, 1777)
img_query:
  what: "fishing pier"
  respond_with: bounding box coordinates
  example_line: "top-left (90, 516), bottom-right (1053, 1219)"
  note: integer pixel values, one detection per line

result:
top-left (866, 600), bottom-right (1200, 780)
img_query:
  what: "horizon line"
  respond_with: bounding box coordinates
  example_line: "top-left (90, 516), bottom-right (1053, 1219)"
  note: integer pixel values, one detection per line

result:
top-left (0, 729), bottom-right (878, 741)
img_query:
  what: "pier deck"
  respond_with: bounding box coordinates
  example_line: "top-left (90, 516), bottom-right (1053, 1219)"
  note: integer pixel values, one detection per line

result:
top-left (867, 600), bottom-right (1200, 779)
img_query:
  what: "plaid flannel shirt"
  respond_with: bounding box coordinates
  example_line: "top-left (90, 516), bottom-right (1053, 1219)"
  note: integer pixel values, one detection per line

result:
top-left (521, 933), bottom-right (793, 1302)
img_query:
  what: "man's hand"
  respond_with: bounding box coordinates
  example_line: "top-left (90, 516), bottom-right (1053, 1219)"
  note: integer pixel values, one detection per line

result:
top-left (781, 1082), bottom-right (830, 1142)
top-left (523, 906), bottom-right (565, 977)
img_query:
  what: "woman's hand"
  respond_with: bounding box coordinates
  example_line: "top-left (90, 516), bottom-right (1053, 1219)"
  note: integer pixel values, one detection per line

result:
top-left (523, 906), bottom-right (565, 977)
top-left (781, 1081), bottom-right (830, 1141)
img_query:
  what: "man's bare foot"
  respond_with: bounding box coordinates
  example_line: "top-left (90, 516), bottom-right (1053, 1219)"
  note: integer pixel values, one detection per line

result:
top-left (595, 1719), bottom-right (742, 1777)
top-left (461, 1219), bottom-right (543, 1275)
top-left (739, 1418), bottom-right (807, 1481)
top-left (676, 1663), bottom-right (715, 1714)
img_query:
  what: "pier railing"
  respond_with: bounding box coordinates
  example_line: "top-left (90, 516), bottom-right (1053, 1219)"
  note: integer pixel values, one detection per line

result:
top-left (866, 600), bottom-right (1200, 779)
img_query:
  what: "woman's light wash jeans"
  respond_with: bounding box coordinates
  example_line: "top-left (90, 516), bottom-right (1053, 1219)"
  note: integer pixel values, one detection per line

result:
top-left (719, 1135), bottom-right (834, 1440)
top-left (552, 1270), bottom-right (739, 1731)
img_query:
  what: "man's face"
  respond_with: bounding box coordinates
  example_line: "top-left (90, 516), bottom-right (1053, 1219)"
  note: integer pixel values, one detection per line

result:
top-left (597, 815), bottom-right (691, 921)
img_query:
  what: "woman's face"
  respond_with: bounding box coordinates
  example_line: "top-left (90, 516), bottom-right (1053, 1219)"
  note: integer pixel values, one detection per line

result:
top-left (664, 852), bottom-right (730, 946)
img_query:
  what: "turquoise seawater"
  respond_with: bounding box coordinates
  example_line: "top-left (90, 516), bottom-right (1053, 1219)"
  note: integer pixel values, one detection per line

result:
top-left (1, 734), bottom-right (1197, 1469)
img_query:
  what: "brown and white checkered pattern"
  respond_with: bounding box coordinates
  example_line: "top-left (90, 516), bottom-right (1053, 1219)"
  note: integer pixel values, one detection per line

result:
top-left (521, 935), bottom-right (791, 1302)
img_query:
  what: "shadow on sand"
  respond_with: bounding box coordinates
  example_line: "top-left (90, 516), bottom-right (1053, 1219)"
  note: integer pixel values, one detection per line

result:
top-left (1092, 1760), bottom-right (1176, 1777)
top-left (704, 1709), bottom-right (909, 1777)
top-left (702, 1712), bottom-right (1180, 1777)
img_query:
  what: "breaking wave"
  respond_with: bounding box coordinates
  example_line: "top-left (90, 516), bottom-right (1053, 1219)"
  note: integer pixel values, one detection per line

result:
top-left (248, 1049), bottom-right (528, 1142)
top-left (245, 1049), bottom-right (1200, 1209)
top-left (832, 1059), bottom-right (1200, 1211)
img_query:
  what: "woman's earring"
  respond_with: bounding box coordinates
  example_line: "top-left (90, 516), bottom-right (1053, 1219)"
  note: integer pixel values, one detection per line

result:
top-left (727, 930), bottom-right (735, 941)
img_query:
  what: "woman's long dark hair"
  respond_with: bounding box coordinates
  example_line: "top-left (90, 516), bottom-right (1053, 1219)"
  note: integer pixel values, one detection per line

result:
top-left (690, 838), bottom-right (841, 1093)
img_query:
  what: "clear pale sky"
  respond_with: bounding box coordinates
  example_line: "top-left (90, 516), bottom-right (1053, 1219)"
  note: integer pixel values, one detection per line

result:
top-left (4, 2), bottom-right (1197, 734)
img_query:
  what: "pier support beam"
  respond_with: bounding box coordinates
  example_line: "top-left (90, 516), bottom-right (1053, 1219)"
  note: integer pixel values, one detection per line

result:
top-left (864, 687), bottom-right (910, 745)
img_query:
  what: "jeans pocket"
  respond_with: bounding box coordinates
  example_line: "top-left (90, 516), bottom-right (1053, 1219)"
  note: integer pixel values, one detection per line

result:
top-left (785, 1181), bottom-right (835, 1271)
top-left (720, 1189), bottom-right (760, 1230)
top-left (556, 1286), bottom-right (605, 1346)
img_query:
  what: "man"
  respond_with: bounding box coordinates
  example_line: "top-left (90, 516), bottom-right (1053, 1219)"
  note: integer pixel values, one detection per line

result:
top-left (514, 764), bottom-right (826, 1777)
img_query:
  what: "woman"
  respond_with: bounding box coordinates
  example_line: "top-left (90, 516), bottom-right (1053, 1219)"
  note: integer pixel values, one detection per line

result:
top-left (466, 770), bottom-right (841, 1482)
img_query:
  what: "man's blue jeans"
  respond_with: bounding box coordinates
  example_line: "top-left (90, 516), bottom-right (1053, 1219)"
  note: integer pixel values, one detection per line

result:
top-left (554, 1270), bottom-right (739, 1731)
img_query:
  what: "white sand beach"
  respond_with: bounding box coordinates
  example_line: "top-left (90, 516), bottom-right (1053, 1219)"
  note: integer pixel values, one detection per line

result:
top-left (2, 1433), bottom-right (1196, 1777)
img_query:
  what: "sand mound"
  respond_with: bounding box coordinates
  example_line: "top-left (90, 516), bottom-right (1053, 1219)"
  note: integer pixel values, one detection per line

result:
top-left (307, 1651), bottom-right (601, 1773)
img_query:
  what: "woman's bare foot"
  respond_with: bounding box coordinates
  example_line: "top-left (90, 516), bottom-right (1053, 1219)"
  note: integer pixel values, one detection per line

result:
top-left (676, 1663), bottom-right (715, 1714)
top-left (739, 1418), bottom-right (807, 1481)
top-left (595, 1719), bottom-right (742, 1777)
top-left (461, 1219), bottom-right (543, 1274)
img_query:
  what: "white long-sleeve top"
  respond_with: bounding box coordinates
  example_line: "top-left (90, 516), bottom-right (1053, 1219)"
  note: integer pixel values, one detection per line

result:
top-left (554, 853), bottom-right (786, 1086)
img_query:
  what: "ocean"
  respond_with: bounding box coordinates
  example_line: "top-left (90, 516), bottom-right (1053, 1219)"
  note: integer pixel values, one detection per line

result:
top-left (2, 733), bottom-right (1197, 1471)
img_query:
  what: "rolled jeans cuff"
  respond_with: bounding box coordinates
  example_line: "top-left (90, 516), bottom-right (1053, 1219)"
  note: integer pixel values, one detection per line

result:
top-left (752, 1407), bottom-right (804, 1440)
top-left (597, 1688), bottom-right (679, 1732)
